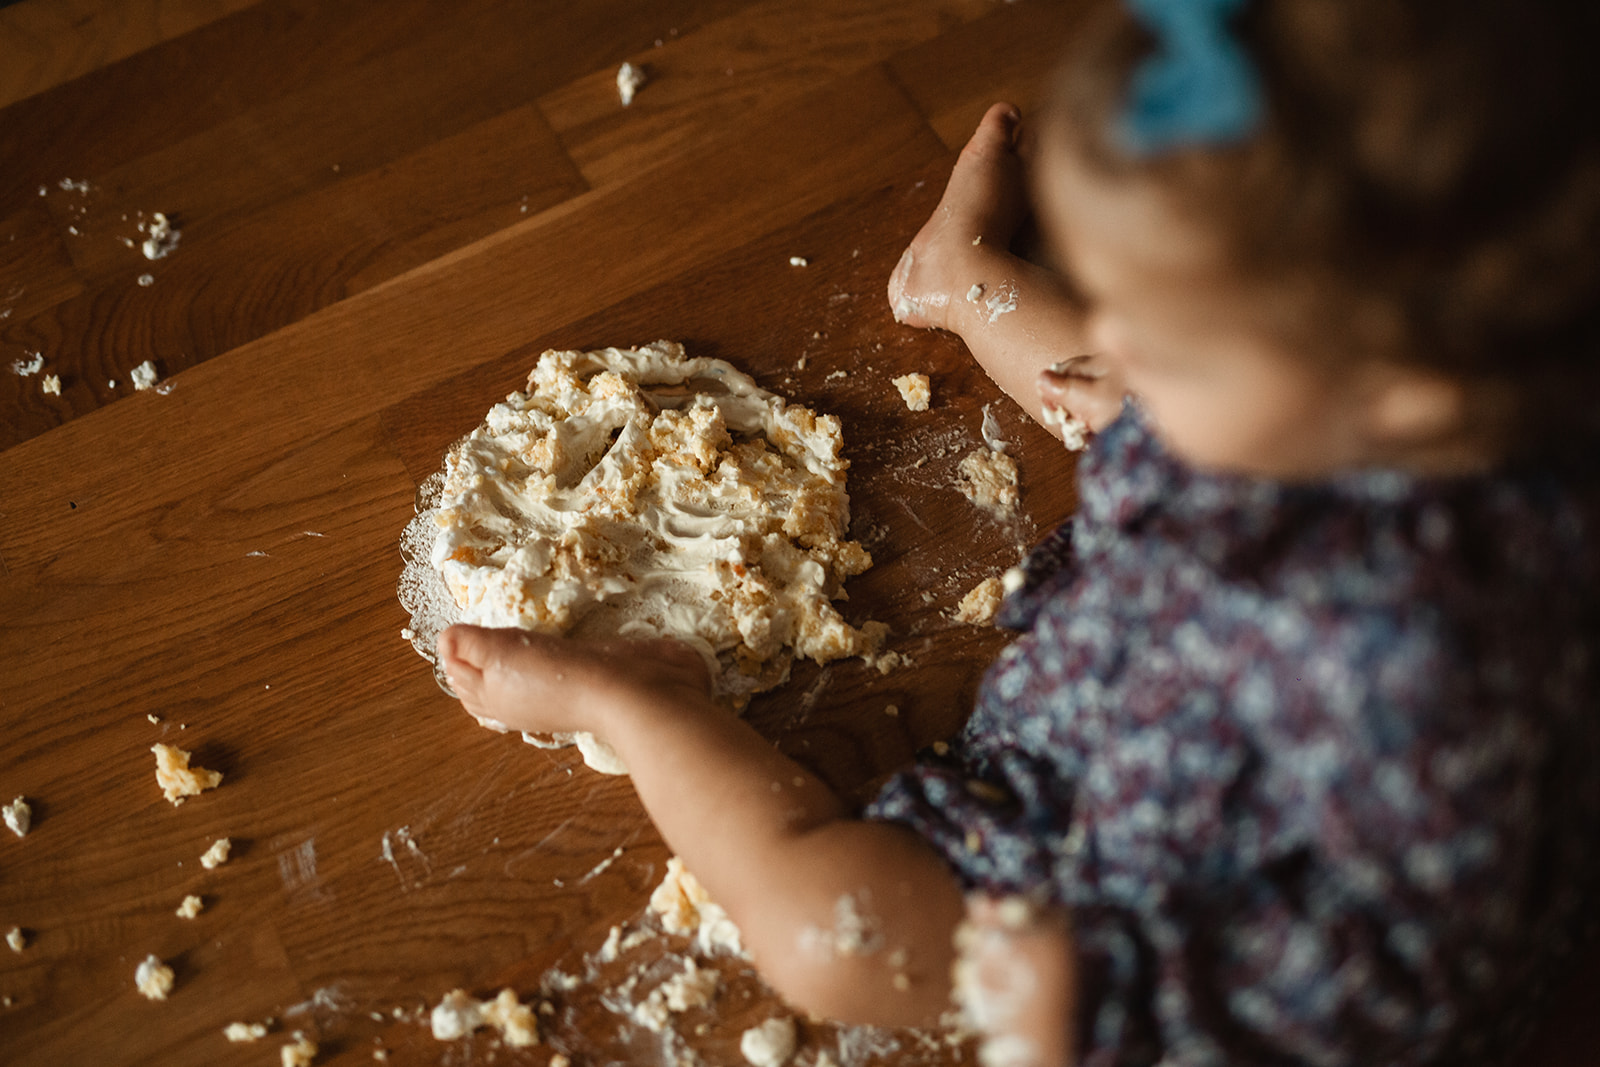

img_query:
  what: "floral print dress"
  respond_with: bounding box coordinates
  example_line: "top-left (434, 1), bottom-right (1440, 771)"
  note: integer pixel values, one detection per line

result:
top-left (868, 405), bottom-right (1600, 1066)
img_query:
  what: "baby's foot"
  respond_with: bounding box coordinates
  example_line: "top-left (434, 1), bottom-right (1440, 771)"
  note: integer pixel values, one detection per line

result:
top-left (888, 103), bottom-right (1030, 332)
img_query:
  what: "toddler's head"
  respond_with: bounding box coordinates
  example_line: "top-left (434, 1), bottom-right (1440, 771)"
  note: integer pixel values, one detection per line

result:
top-left (1035, 0), bottom-right (1600, 477)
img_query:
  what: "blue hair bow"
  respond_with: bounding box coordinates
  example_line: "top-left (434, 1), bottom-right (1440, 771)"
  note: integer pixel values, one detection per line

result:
top-left (1119, 0), bottom-right (1264, 155)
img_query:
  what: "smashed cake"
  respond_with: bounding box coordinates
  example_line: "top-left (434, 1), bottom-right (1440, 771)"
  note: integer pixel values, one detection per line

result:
top-left (400, 342), bottom-right (886, 770)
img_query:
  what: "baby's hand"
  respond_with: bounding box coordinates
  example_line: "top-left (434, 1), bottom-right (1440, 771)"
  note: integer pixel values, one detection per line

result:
top-left (953, 895), bottom-right (1077, 1067)
top-left (436, 625), bottom-right (712, 737)
top-left (1038, 355), bottom-right (1126, 447)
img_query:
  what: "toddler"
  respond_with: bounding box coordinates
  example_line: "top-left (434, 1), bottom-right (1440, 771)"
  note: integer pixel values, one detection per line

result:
top-left (438, 1), bottom-right (1600, 1063)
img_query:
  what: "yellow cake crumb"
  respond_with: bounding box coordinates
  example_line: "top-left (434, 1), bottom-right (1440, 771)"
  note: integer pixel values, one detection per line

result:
top-left (482, 988), bottom-right (538, 1047)
top-left (176, 894), bottom-right (204, 919)
top-left (200, 837), bottom-right (232, 869)
top-left (135, 954), bottom-right (174, 1000)
top-left (954, 576), bottom-right (1005, 625)
top-left (957, 448), bottom-right (1019, 519)
top-left (892, 373), bottom-right (931, 412)
top-left (225, 1021), bottom-right (269, 1042)
top-left (280, 1031), bottom-right (318, 1067)
top-left (151, 743), bottom-right (222, 805)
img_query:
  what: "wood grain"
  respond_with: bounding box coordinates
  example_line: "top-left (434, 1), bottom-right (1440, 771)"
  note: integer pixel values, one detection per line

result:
top-left (0, 3), bottom-right (1058, 1061)
top-left (3, 1), bottom-right (1595, 1065)
top-left (0, 0), bottom-right (263, 110)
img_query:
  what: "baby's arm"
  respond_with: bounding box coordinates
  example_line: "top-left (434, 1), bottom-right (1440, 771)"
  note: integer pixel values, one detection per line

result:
top-left (438, 625), bottom-right (966, 1026)
top-left (889, 103), bottom-right (1126, 434)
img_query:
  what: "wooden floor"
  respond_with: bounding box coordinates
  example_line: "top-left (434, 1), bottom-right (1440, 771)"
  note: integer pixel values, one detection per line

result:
top-left (0, 2), bottom-right (1084, 1065)
top-left (3, 2), bottom-right (1597, 1066)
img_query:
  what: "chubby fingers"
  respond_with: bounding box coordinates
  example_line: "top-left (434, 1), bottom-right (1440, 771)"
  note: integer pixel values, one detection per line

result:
top-left (1038, 355), bottom-right (1125, 438)
top-left (436, 623), bottom-right (491, 695)
top-left (436, 624), bottom-right (714, 734)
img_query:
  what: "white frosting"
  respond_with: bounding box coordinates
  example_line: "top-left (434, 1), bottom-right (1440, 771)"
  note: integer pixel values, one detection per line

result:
top-left (649, 855), bottom-right (748, 958)
top-left (131, 360), bottom-right (160, 391)
top-left (141, 212), bottom-right (180, 260)
top-left (9, 353), bottom-right (43, 377)
top-left (1040, 404), bottom-right (1089, 451)
top-left (402, 342), bottom-right (884, 770)
top-left (3, 796), bottom-right (30, 837)
top-left (740, 1016), bottom-right (797, 1067)
top-left (982, 281), bottom-right (1018, 324)
top-left (429, 989), bottom-right (484, 1040)
top-left (135, 954), bottom-right (174, 1000)
top-left (617, 62), bottom-right (647, 106)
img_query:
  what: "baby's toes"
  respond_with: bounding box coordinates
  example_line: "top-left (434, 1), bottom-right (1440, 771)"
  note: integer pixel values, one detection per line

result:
top-left (944, 103), bottom-right (1028, 245)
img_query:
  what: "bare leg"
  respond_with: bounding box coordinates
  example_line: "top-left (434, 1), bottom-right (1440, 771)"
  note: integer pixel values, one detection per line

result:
top-left (889, 104), bottom-right (1122, 436)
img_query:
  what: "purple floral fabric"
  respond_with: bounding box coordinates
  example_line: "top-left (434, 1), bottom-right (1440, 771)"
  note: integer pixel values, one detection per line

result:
top-left (868, 404), bottom-right (1600, 1066)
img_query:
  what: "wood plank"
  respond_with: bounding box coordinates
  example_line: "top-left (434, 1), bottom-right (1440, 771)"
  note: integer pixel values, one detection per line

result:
top-left (0, 0), bottom-right (480, 209)
top-left (539, 0), bottom-right (991, 189)
top-left (887, 0), bottom-right (1087, 150)
top-left (0, 0), bottom-right (761, 451)
top-left (5, 4), bottom-right (1598, 1065)
top-left (0, 101), bottom-right (585, 451)
top-left (0, 0), bottom-right (753, 212)
top-left (0, 64), bottom-right (946, 550)
top-left (0, 104), bottom-right (1072, 1067)
top-left (0, 186), bottom-right (1054, 1067)
top-left (0, 0), bottom-right (264, 110)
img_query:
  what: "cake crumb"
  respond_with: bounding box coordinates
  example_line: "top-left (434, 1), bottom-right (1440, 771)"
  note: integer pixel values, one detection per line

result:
top-left (131, 360), bottom-right (160, 391)
top-left (740, 1016), bottom-right (797, 1067)
top-left (200, 837), bottom-right (232, 869)
top-left (788, 255), bottom-right (809, 267)
top-left (225, 1021), bottom-right (269, 1042)
top-left (430, 989), bottom-right (483, 1040)
top-left (280, 1031), bottom-right (317, 1067)
top-left (892, 373), bottom-right (931, 412)
top-left (617, 62), bottom-right (647, 106)
top-left (957, 448), bottom-right (1019, 519)
top-left (954, 577), bottom-right (1005, 625)
top-left (135, 954), bottom-right (175, 1000)
top-left (1041, 403), bottom-right (1091, 451)
top-left (482, 988), bottom-right (538, 1047)
top-left (10, 352), bottom-right (43, 377)
top-left (176, 894), bottom-right (204, 919)
top-left (141, 212), bottom-right (180, 260)
top-left (151, 743), bottom-right (222, 805)
top-left (3, 796), bottom-right (30, 837)
top-left (41, 374), bottom-right (61, 396)
top-left (649, 856), bottom-right (746, 957)
top-left (6, 927), bottom-right (25, 953)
